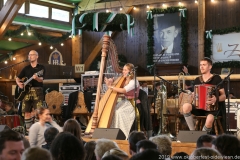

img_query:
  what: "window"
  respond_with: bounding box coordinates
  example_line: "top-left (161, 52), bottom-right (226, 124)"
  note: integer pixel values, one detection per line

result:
top-left (52, 8), bottom-right (69, 22)
top-left (18, 3), bottom-right (25, 14)
top-left (27, 3), bottom-right (48, 18)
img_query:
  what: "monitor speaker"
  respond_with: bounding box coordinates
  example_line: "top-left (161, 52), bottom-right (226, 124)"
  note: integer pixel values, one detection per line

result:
top-left (92, 128), bottom-right (126, 140)
top-left (0, 125), bottom-right (11, 132)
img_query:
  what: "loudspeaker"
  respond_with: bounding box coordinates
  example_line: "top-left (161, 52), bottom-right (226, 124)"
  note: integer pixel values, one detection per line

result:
top-left (177, 130), bottom-right (207, 143)
top-left (92, 128), bottom-right (126, 140)
top-left (0, 125), bottom-right (11, 132)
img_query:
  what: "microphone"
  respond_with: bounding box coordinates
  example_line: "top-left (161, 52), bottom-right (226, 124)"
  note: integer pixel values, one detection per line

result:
top-left (159, 47), bottom-right (168, 55)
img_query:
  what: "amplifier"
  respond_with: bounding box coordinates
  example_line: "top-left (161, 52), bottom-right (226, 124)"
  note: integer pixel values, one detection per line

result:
top-left (59, 84), bottom-right (81, 105)
top-left (225, 99), bottom-right (240, 131)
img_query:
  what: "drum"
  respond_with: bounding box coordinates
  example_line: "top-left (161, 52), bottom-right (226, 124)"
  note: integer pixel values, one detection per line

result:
top-left (194, 84), bottom-right (218, 111)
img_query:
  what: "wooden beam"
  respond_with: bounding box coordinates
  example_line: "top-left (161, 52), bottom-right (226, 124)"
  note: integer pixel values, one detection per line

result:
top-left (3, 37), bottom-right (39, 44)
top-left (8, 25), bottom-right (67, 37)
top-left (0, 0), bottom-right (25, 39)
top-left (13, 43), bottom-right (48, 57)
top-left (198, 0), bottom-right (205, 74)
top-left (72, 35), bottom-right (82, 65)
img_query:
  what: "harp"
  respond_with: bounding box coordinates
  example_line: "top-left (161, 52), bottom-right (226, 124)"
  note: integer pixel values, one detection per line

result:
top-left (85, 35), bottom-right (124, 134)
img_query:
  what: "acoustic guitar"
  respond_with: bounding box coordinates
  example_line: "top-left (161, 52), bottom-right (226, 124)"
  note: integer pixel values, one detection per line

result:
top-left (15, 70), bottom-right (43, 101)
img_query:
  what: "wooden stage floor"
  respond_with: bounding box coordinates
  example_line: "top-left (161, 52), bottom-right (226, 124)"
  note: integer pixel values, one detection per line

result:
top-left (83, 138), bottom-right (196, 157)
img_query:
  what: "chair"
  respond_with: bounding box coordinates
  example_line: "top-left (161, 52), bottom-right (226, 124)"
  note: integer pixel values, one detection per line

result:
top-left (194, 116), bottom-right (224, 135)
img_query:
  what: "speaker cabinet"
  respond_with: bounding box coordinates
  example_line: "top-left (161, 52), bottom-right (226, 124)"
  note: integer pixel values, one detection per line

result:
top-left (0, 125), bottom-right (11, 132)
top-left (92, 128), bottom-right (126, 140)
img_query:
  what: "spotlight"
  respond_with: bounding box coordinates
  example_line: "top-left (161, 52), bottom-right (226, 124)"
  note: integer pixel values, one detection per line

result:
top-left (4, 61), bottom-right (7, 64)
top-left (147, 5), bottom-right (150, 8)
top-left (28, 32), bottom-right (31, 36)
top-left (50, 46), bottom-right (53, 49)
top-left (106, 9), bottom-right (109, 13)
top-left (38, 42), bottom-right (42, 46)
top-left (8, 38), bottom-right (12, 41)
top-left (120, 7), bottom-right (122, 11)
top-left (133, 7), bottom-right (136, 10)
top-left (21, 33), bottom-right (24, 36)
top-left (61, 43), bottom-right (64, 46)
top-left (13, 57), bottom-right (16, 60)
top-left (195, 0), bottom-right (198, 3)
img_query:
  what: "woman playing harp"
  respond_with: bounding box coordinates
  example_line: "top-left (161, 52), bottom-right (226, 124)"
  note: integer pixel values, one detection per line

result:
top-left (104, 63), bottom-right (140, 138)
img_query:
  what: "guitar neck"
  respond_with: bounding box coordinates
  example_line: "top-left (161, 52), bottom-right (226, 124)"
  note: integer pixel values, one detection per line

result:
top-left (24, 77), bottom-right (33, 86)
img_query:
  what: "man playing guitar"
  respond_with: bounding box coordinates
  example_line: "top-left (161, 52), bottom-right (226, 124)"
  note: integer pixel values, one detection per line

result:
top-left (16, 50), bottom-right (45, 131)
top-left (182, 57), bottom-right (226, 133)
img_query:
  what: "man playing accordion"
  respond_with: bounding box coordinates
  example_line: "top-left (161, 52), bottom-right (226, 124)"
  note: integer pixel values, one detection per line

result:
top-left (182, 57), bottom-right (226, 133)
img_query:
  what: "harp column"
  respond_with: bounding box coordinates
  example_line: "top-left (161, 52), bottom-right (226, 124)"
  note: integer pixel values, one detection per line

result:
top-left (90, 34), bottom-right (110, 132)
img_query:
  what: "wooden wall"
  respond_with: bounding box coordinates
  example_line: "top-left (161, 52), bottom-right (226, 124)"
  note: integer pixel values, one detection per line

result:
top-left (0, 38), bottom-right (73, 79)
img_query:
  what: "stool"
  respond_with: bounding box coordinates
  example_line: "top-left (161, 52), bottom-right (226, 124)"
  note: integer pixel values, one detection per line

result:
top-left (194, 116), bottom-right (224, 135)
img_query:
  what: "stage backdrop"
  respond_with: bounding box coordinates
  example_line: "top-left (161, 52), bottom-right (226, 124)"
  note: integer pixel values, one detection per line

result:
top-left (212, 32), bottom-right (240, 63)
top-left (153, 12), bottom-right (182, 64)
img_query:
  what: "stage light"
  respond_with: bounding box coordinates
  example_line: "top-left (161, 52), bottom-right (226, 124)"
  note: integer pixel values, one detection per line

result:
top-left (50, 46), bottom-right (53, 49)
top-left (4, 61), bottom-right (7, 64)
top-left (38, 42), bottom-right (42, 46)
top-left (8, 38), bottom-right (12, 41)
top-left (61, 43), bottom-right (64, 46)
top-left (13, 57), bottom-right (16, 60)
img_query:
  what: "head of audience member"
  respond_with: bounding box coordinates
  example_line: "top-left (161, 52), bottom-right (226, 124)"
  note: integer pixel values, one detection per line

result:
top-left (129, 149), bottom-right (163, 160)
top-left (42, 127), bottom-right (59, 150)
top-left (212, 134), bottom-right (240, 158)
top-left (149, 135), bottom-right (172, 156)
top-left (197, 134), bottom-right (215, 148)
top-left (63, 119), bottom-right (82, 140)
top-left (128, 131), bottom-right (147, 156)
top-left (102, 155), bottom-right (122, 160)
top-left (21, 146), bottom-right (52, 160)
top-left (189, 147), bottom-right (223, 160)
top-left (36, 107), bottom-right (51, 124)
top-left (0, 129), bottom-right (24, 160)
top-left (102, 148), bottom-right (129, 160)
top-left (0, 95), bottom-right (9, 110)
top-left (84, 141), bottom-right (97, 160)
top-left (172, 152), bottom-right (189, 160)
top-left (136, 140), bottom-right (158, 153)
top-left (94, 138), bottom-right (119, 160)
top-left (5, 102), bottom-right (14, 115)
top-left (50, 132), bottom-right (85, 160)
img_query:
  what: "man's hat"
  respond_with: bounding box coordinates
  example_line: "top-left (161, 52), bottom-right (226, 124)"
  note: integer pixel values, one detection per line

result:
top-left (154, 12), bottom-right (181, 30)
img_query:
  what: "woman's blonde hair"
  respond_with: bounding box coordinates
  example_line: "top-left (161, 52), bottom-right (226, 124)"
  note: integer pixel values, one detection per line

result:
top-left (124, 63), bottom-right (135, 79)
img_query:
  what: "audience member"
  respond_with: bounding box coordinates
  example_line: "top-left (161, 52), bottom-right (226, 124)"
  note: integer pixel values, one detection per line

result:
top-left (196, 134), bottom-right (214, 148)
top-left (128, 131), bottom-right (147, 156)
top-left (94, 138), bottom-right (119, 160)
top-left (136, 139), bottom-right (158, 153)
top-left (42, 127), bottom-right (59, 150)
top-left (102, 155), bottom-right (122, 160)
top-left (29, 107), bottom-right (62, 147)
top-left (172, 152), bottom-right (189, 160)
top-left (63, 118), bottom-right (85, 144)
top-left (0, 129), bottom-right (24, 160)
top-left (5, 102), bottom-right (15, 115)
top-left (129, 149), bottom-right (163, 160)
top-left (50, 132), bottom-right (85, 160)
top-left (102, 148), bottom-right (129, 160)
top-left (212, 134), bottom-right (240, 159)
top-left (84, 141), bottom-right (97, 160)
top-left (189, 147), bottom-right (223, 160)
top-left (21, 146), bottom-right (52, 160)
top-left (149, 135), bottom-right (172, 157)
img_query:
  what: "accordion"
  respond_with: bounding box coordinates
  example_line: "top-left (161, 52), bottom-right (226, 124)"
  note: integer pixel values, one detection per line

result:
top-left (194, 84), bottom-right (218, 111)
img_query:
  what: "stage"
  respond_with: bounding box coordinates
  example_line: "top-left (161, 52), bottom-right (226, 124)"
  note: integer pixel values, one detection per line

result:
top-left (83, 137), bottom-right (196, 156)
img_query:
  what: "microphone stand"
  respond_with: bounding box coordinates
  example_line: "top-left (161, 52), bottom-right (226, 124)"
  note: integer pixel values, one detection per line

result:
top-left (151, 48), bottom-right (167, 135)
top-left (133, 66), bottom-right (138, 131)
top-left (208, 70), bottom-right (233, 133)
top-left (0, 59), bottom-right (28, 73)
